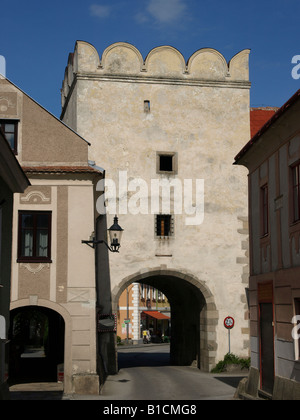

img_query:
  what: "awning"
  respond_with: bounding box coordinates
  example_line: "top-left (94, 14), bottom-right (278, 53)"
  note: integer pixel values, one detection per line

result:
top-left (142, 311), bottom-right (170, 320)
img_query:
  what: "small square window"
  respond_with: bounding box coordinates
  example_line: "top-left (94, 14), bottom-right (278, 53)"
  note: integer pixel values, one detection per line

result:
top-left (160, 155), bottom-right (173, 172)
top-left (156, 152), bottom-right (177, 174)
top-left (0, 120), bottom-right (18, 154)
top-left (156, 214), bottom-right (173, 237)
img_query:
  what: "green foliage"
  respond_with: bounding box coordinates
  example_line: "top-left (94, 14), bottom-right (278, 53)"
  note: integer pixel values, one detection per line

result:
top-left (211, 353), bottom-right (250, 373)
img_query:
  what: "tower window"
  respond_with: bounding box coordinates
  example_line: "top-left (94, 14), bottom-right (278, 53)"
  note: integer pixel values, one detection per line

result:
top-left (156, 214), bottom-right (173, 237)
top-left (160, 155), bottom-right (173, 172)
top-left (144, 100), bottom-right (150, 113)
top-left (156, 152), bottom-right (178, 174)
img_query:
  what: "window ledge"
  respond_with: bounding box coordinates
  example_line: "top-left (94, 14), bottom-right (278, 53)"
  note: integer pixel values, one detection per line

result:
top-left (155, 254), bottom-right (172, 257)
top-left (17, 259), bottom-right (52, 264)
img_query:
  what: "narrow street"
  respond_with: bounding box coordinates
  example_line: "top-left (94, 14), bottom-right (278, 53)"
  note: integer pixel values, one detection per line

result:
top-left (10, 344), bottom-right (247, 400)
top-left (97, 344), bottom-right (246, 401)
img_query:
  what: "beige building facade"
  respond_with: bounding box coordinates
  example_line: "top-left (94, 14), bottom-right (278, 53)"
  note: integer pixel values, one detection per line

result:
top-left (0, 77), bottom-right (102, 394)
top-left (0, 130), bottom-right (29, 400)
top-left (61, 41), bottom-right (251, 372)
top-left (235, 90), bottom-right (300, 399)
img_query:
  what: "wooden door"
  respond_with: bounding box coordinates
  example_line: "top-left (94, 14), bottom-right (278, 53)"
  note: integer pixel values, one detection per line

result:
top-left (260, 302), bottom-right (274, 394)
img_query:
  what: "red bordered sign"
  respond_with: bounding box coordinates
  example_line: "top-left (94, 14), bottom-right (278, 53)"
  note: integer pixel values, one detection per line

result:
top-left (224, 316), bottom-right (235, 330)
top-left (98, 313), bottom-right (117, 333)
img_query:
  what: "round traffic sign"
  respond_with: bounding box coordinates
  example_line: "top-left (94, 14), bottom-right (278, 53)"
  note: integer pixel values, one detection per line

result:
top-left (224, 316), bottom-right (235, 329)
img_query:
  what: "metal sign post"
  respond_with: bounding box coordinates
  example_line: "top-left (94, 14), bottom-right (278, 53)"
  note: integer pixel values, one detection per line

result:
top-left (224, 316), bottom-right (235, 354)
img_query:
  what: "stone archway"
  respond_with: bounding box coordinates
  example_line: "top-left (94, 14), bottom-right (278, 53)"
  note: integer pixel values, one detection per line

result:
top-left (9, 299), bottom-right (72, 393)
top-left (112, 268), bottom-right (218, 372)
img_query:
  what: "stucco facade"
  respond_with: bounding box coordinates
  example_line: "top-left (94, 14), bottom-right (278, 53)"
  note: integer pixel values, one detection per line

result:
top-left (235, 90), bottom-right (300, 399)
top-left (0, 78), bottom-right (102, 394)
top-left (61, 41), bottom-right (251, 371)
top-left (0, 129), bottom-right (29, 400)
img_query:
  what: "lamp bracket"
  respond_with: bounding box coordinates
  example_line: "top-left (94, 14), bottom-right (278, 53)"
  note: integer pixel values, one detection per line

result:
top-left (81, 239), bottom-right (120, 253)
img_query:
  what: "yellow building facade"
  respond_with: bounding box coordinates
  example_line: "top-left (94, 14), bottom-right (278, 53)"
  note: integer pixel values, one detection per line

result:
top-left (117, 283), bottom-right (170, 343)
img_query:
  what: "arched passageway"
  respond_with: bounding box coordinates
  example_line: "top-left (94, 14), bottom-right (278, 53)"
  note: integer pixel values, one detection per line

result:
top-left (112, 269), bottom-right (218, 372)
top-left (9, 306), bottom-right (65, 385)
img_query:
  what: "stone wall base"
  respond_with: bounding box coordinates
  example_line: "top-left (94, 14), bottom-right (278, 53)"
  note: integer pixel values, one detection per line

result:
top-left (73, 374), bottom-right (100, 395)
top-left (273, 376), bottom-right (300, 400)
top-left (234, 367), bottom-right (260, 399)
top-left (235, 368), bottom-right (300, 400)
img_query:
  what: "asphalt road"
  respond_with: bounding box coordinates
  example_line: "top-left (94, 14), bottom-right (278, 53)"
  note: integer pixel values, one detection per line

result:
top-left (91, 344), bottom-right (246, 401)
top-left (10, 344), bottom-right (247, 401)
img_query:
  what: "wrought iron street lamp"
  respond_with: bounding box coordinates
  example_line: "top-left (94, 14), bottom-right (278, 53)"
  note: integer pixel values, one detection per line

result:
top-left (82, 215), bottom-right (123, 253)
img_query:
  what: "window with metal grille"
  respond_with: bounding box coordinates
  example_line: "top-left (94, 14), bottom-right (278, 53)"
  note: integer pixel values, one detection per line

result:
top-left (156, 214), bottom-right (173, 237)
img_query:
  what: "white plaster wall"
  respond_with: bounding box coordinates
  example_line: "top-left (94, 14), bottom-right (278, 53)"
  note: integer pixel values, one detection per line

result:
top-left (68, 184), bottom-right (95, 288)
top-left (62, 42), bottom-right (251, 360)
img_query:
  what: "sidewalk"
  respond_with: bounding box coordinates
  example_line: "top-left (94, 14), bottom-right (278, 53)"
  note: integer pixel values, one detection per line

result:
top-left (9, 382), bottom-right (64, 400)
top-left (118, 342), bottom-right (169, 349)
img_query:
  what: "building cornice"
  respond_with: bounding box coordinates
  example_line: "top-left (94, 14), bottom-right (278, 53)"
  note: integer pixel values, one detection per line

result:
top-left (76, 72), bottom-right (251, 89)
top-left (61, 71), bottom-right (251, 120)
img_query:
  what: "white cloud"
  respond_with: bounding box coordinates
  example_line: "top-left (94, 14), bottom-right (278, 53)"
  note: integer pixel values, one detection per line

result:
top-left (146, 0), bottom-right (188, 24)
top-left (134, 11), bottom-right (150, 25)
top-left (89, 4), bottom-right (111, 18)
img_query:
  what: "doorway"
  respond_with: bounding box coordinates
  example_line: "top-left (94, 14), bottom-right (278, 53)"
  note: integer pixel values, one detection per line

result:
top-left (9, 306), bottom-right (65, 385)
top-left (112, 269), bottom-right (218, 372)
top-left (260, 302), bottom-right (274, 394)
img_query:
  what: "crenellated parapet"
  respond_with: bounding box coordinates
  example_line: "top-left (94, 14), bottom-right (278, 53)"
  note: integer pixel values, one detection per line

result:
top-left (61, 41), bottom-right (250, 109)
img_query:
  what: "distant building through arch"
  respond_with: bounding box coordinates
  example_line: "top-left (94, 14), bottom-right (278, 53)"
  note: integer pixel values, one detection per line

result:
top-left (112, 268), bottom-right (218, 371)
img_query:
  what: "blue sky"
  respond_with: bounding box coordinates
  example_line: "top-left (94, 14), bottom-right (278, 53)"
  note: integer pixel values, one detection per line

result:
top-left (1, 0), bottom-right (300, 118)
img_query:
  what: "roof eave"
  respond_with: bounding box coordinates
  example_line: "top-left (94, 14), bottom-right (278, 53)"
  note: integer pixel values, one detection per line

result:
top-left (0, 131), bottom-right (30, 192)
top-left (234, 89), bottom-right (300, 164)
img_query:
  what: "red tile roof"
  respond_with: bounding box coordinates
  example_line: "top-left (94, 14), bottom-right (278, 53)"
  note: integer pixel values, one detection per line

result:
top-left (236, 90), bottom-right (300, 163)
top-left (250, 107), bottom-right (278, 138)
top-left (22, 165), bottom-right (101, 174)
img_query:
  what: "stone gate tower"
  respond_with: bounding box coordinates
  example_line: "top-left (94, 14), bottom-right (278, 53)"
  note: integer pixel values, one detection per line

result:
top-left (61, 41), bottom-right (251, 373)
